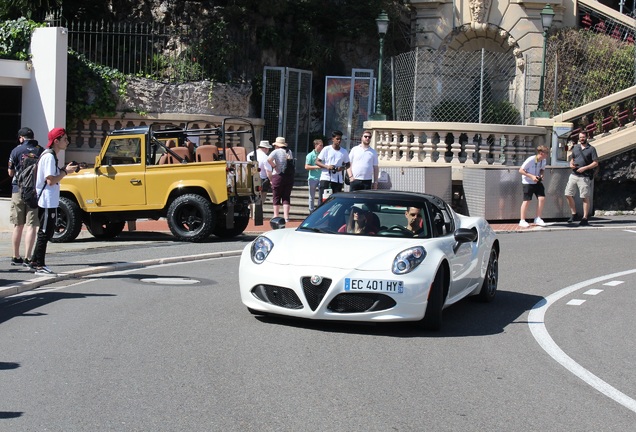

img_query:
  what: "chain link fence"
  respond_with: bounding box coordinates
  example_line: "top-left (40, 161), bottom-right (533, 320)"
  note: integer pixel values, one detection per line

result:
top-left (544, 5), bottom-right (636, 116)
top-left (388, 48), bottom-right (522, 124)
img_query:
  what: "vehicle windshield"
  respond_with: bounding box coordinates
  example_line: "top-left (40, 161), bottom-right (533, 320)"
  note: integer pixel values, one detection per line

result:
top-left (298, 196), bottom-right (431, 238)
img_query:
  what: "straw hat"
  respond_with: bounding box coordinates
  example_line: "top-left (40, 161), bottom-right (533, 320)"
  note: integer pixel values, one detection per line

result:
top-left (273, 137), bottom-right (287, 147)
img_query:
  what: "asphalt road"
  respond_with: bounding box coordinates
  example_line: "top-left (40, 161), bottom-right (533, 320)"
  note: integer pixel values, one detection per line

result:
top-left (1, 228), bottom-right (636, 430)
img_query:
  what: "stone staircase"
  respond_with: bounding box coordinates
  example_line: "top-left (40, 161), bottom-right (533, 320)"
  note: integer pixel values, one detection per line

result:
top-left (261, 174), bottom-right (315, 220)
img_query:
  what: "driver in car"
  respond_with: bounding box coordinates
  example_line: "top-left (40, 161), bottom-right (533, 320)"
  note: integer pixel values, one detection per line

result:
top-left (405, 207), bottom-right (424, 236)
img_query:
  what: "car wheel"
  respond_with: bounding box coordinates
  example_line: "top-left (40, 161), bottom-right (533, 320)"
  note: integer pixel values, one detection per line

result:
top-left (167, 194), bottom-right (215, 242)
top-left (52, 197), bottom-right (83, 243)
top-left (86, 218), bottom-right (126, 239)
top-left (478, 248), bottom-right (498, 302)
top-left (419, 267), bottom-right (446, 331)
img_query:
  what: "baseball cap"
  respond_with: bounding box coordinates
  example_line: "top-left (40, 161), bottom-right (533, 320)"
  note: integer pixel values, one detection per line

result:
top-left (47, 127), bottom-right (67, 148)
top-left (18, 127), bottom-right (34, 139)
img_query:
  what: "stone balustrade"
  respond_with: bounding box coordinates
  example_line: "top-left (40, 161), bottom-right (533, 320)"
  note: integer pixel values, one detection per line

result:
top-left (365, 121), bottom-right (548, 167)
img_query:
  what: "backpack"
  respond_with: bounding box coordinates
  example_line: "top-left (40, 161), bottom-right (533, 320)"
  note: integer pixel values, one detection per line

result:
top-left (280, 151), bottom-right (296, 177)
top-left (16, 149), bottom-right (53, 209)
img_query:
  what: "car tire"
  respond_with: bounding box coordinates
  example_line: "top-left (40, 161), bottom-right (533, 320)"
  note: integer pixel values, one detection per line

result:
top-left (86, 218), bottom-right (126, 239)
top-left (478, 248), bottom-right (498, 302)
top-left (167, 194), bottom-right (215, 242)
top-left (419, 267), bottom-right (446, 331)
top-left (52, 197), bottom-right (83, 243)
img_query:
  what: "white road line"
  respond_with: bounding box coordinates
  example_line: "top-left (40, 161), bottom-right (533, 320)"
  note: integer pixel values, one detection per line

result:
top-left (584, 289), bottom-right (603, 295)
top-left (604, 280), bottom-right (624, 287)
top-left (624, 230), bottom-right (636, 234)
top-left (566, 299), bottom-right (586, 305)
top-left (528, 268), bottom-right (636, 413)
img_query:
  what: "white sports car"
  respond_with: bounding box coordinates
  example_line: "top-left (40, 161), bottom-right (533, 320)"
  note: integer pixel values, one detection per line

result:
top-left (239, 191), bottom-right (499, 330)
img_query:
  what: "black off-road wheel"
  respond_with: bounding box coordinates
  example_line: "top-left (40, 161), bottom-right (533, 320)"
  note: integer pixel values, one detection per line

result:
top-left (478, 248), bottom-right (498, 302)
top-left (86, 218), bottom-right (126, 240)
top-left (52, 197), bottom-right (83, 243)
top-left (166, 194), bottom-right (215, 242)
top-left (418, 266), bottom-right (447, 331)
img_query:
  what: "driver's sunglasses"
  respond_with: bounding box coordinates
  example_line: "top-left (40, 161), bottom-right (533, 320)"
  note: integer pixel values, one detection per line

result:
top-left (362, 135), bottom-right (371, 139)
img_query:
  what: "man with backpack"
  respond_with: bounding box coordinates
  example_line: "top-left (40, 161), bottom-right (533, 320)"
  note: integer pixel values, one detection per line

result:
top-left (30, 128), bottom-right (79, 275)
top-left (7, 127), bottom-right (43, 267)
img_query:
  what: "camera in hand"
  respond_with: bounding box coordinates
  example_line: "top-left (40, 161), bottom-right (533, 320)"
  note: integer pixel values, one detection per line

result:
top-left (70, 160), bottom-right (81, 172)
top-left (536, 175), bottom-right (543, 183)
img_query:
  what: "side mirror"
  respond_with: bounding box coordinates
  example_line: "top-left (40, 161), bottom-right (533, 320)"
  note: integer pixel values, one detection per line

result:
top-left (454, 228), bottom-right (477, 244)
top-left (270, 217), bottom-right (286, 230)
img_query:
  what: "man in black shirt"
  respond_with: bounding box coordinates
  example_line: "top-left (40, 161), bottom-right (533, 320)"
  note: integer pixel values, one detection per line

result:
top-left (7, 127), bottom-right (44, 266)
top-left (564, 131), bottom-right (598, 226)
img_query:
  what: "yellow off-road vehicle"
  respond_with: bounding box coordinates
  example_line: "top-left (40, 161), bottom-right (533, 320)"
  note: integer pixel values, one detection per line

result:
top-left (54, 117), bottom-right (264, 242)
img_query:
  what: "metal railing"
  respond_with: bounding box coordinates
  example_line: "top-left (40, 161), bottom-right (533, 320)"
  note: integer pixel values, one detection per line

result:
top-left (48, 15), bottom-right (256, 83)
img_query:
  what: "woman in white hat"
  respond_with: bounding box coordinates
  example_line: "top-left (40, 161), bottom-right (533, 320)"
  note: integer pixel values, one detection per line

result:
top-left (267, 137), bottom-right (295, 222)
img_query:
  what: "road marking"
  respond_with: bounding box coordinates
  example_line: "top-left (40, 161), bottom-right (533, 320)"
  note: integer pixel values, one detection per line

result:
top-left (604, 280), bottom-right (624, 287)
top-left (529, 268), bottom-right (636, 413)
top-left (624, 230), bottom-right (636, 234)
top-left (583, 289), bottom-right (603, 295)
top-left (566, 299), bottom-right (586, 305)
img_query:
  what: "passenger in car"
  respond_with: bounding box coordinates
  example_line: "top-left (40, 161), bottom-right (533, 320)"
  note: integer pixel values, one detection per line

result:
top-left (338, 207), bottom-right (377, 235)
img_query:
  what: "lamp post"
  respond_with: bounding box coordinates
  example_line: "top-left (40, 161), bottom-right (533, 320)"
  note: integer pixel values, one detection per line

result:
top-left (531, 3), bottom-right (555, 118)
top-left (369, 10), bottom-right (390, 121)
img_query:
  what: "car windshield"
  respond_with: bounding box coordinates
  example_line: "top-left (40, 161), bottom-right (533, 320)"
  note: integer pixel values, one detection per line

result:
top-left (298, 197), bottom-right (430, 238)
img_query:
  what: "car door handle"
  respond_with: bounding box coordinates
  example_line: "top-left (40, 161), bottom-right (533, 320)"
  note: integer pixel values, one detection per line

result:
top-left (130, 179), bottom-right (142, 185)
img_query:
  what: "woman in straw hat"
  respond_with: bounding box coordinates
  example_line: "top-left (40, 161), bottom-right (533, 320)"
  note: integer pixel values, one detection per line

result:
top-left (267, 136), bottom-right (295, 222)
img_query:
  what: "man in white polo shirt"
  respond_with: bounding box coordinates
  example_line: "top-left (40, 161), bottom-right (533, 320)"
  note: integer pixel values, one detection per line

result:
top-left (347, 130), bottom-right (378, 191)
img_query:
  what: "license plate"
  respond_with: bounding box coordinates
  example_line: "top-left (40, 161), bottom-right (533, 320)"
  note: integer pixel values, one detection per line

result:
top-left (344, 278), bottom-right (404, 294)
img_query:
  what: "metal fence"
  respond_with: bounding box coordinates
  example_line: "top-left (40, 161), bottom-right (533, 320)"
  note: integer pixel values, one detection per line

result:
top-left (544, 6), bottom-right (636, 116)
top-left (388, 48), bottom-right (521, 124)
top-left (261, 67), bottom-right (313, 156)
top-left (50, 16), bottom-right (257, 83)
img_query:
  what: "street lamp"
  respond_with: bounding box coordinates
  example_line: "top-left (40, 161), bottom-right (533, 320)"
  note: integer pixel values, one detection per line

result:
top-left (531, 3), bottom-right (555, 118)
top-left (369, 10), bottom-right (390, 121)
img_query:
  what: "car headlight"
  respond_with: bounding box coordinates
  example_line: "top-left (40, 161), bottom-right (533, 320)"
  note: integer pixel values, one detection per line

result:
top-left (251, 236), bottom-right (274, 264)
top-left (392, 246), bottom-right (426, 275)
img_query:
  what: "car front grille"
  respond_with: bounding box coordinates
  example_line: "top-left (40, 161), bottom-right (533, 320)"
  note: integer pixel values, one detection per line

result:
top-left (251, 285), bottom-right (303, 309)
top-left (327, 293), bottom-right (397, 313)
top-left (301, 277), bottom-right (332, 311)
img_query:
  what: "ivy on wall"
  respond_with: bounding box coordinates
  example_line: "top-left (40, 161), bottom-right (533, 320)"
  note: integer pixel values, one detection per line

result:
top-left (0, 17), bottom-right (43, 60)
top-left (66, 50), bottom-right (127, 128)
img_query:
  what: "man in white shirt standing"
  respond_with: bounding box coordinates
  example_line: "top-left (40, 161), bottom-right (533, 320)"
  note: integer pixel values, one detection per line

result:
top-left (30, 128), bottom-right (79, 274)
top-left (347, 130), bottom-right (379, 191)
top-left (315, 130), bottom-right (350, 199)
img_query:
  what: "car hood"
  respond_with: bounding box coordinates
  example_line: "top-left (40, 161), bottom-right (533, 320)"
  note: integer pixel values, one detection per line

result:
top-left (261, 229), bottom-right (424, 270)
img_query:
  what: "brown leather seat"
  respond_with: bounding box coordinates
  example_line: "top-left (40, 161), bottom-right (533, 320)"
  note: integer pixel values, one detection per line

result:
top-left (225, 146), bottom-right (246, 162)
top-left (195, 145), bottom-right (219, 162)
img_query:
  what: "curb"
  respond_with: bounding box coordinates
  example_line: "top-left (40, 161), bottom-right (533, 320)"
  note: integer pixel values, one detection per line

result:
top-left (0, 250), bottom-right (243, 300)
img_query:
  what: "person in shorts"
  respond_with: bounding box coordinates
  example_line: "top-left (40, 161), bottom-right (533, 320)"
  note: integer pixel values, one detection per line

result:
top-left (565, 131), bottom-right (598, 226)
top-left (518, 145), bottom-right (548, 228)
top-left (7, 127), bottom-right (43, 266)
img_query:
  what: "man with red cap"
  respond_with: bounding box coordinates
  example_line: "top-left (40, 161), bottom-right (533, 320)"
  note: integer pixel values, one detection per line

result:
top-left (30, 128), bottom-right (79, 274)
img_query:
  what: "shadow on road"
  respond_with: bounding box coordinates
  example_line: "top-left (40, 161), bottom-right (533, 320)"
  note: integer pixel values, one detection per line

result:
top-left (0, 292), bottom-right (115, 325)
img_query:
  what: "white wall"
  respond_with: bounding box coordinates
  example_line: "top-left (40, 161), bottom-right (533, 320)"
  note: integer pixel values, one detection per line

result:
top-left (22, 27), bottom-right (68, 144)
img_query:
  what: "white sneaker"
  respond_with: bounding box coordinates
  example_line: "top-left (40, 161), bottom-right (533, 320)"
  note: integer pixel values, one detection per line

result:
top-left (519, 220), bottom-right (530, 228)
top-left (534, 217), bottom-right (546, 226)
